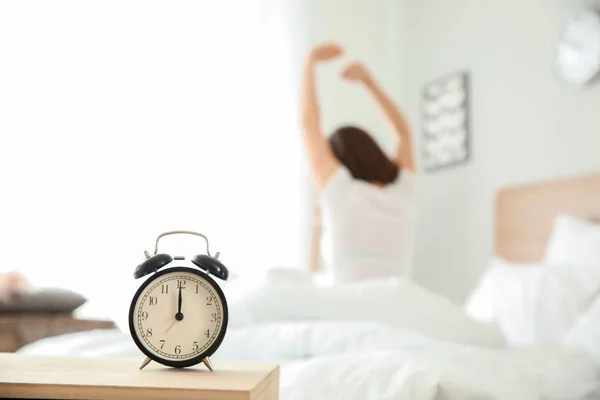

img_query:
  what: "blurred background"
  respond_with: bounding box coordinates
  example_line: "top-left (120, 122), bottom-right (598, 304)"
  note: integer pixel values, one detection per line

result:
top-left (1, 0), bottom-right (600, 328)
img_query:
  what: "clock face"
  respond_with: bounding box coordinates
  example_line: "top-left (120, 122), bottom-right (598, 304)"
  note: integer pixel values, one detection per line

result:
top-left (129, 266), bottom-right (228, 367)
top-left (557, 9), bottom-right (600, 85)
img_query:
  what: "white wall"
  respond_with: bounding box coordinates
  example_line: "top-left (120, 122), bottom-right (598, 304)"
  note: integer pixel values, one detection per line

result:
top-left (398, 0), bottom-right (600, 303)
top-left (0, 1), bottom-right (308, 329)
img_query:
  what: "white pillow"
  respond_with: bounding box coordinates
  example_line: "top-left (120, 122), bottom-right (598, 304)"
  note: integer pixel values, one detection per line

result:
top-left (545, 213), bottom-right (600, 266)
top-left (563, 291), bottom-right (600, 363)
top-left (464, 257), bottom-right (600, 346)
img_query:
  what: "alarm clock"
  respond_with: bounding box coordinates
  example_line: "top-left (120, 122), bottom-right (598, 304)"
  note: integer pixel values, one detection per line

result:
top-left (128, 230), bottom-right (229, 371)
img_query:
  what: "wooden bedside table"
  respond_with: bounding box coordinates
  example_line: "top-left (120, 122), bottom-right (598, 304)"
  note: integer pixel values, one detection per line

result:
top-left (0, 353), bottom-right (279, 400)
top-left (0, 314), bottom-right (116, 352)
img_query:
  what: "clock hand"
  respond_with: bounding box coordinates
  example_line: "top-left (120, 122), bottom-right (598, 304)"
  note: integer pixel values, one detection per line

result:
top-left (178, 285), bottom-right (182, 313)
top-left (165, 319), bottom-right (177, 333)
top-left (175, 285), bottom-right (183, 321)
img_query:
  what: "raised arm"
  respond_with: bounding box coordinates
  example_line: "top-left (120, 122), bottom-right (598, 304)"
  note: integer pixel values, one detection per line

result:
top-left (340, 62), bottom-right (415, 172)
top-left (300, 43), bottom-right (343, 193)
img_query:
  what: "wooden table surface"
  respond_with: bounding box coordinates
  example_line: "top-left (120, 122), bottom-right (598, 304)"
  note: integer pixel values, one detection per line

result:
top-left (0, 353), bottom-right (279, 400)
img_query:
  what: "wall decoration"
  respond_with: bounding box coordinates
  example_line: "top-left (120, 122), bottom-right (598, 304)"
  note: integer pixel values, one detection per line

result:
top-left (556, 7), bottom-right (600, 86)
top-left (421, 71), bottom-right (469, 172)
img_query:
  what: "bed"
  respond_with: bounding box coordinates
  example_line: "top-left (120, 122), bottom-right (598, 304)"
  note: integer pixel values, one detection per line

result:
top-left (495, 173), bottom-right (600, 263)
top-left (13, 172), bottom-right (600, 400)
top-left (0, 284), bottom-right (116, 353)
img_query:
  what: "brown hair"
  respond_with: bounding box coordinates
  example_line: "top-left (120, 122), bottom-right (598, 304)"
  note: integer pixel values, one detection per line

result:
top-left (328, 125), bottom-right (399, 184)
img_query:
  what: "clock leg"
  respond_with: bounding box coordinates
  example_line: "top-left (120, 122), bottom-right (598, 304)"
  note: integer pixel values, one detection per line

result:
top-left (202, 357), bottom-right (214, 371)
top-left (138, 356), bottom-right (152, 370)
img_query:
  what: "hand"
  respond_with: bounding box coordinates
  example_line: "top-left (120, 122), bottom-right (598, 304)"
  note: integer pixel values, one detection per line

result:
top-left (308, 42), bottom-right (343, 63)
top-left (165, 319), bottom-right (177, 333)
top-left (175, 285), bottom-right (183, 321)
top-left (340, 61), bottom-right (371, 83)
top-left (178, 285), bottom-right (182, 314)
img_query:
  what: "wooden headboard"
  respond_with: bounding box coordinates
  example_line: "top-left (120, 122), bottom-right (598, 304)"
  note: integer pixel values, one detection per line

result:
top-left (495, 173), bottom-right (600, 262)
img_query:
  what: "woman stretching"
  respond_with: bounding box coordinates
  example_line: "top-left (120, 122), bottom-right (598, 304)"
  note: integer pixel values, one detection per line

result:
top-left (301, 42), bottom-right (417, 282)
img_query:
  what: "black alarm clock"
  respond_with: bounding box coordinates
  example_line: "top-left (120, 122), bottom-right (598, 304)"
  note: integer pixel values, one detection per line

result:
top-left (128, 230), bottom-right (229, 371)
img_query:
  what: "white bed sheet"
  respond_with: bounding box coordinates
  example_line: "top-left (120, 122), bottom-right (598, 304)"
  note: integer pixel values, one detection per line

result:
top-left (17, 270), bottom-right (600, 400)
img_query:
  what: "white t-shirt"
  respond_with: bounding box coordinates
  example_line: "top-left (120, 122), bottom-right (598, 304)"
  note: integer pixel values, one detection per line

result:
top-left (319, 166), bottom-right (417, 282)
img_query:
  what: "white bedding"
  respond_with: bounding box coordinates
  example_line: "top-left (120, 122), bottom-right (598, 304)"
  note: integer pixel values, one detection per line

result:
top-left (17, 269), bottom-right (600, 400)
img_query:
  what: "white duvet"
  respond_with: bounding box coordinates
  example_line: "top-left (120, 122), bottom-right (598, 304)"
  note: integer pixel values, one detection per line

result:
top-left (17, 269), bottom-right (600, 400)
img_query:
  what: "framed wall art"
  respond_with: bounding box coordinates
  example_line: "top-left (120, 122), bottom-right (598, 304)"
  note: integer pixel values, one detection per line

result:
top-left (421, 71), bottom-right (470, 172)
